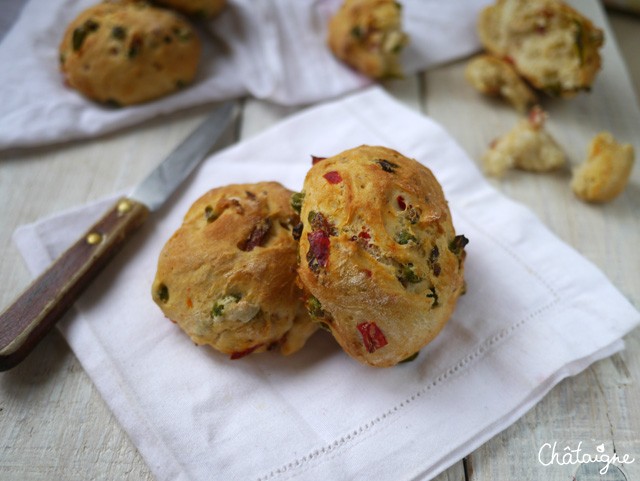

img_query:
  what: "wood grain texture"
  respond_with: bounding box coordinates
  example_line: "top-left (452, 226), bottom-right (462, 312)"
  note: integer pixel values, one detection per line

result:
top-left (0, 198), bottom-right (148, 370)
top-left (0, 4), bottom-right (638, 481)
top-left (0, 107), bottom-right (217, 481)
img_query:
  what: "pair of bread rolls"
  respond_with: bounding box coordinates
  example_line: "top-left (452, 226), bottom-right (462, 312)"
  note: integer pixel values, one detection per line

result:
top-left (152, 146), bottom-right (468, 367)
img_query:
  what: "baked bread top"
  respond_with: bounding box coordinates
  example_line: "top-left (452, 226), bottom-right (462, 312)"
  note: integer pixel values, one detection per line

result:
top-left (477, 0), bottom-right (604, 97)
top-left (152, 182), bottom-right (317, 359)
top-left (59, 1), bottom-right (201, 106)
top-left (153, 0), bottom-right (226, 18)
top-left (296, 146), bottom-right (467, 367)
top-left (327, 0), bottom-right (408, 79)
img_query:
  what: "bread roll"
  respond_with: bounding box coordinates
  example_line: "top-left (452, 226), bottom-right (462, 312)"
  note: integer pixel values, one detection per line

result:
top-left (59, 1), bottom-right (201, 106)
top-left (152, 182), bottom-right (317, 359)
top-left (327, 0), bottom-right (408, 79)
top-left (296, 146), bottom-right (467, 367)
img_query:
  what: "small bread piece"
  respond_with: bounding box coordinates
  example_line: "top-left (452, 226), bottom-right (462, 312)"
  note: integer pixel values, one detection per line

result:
top-left (571, 132), bottom-right (635, 203)
top-left (477, 0), bottom-right (604, 97)
top-left (327, 0), bottom-right (408, 79)
top-left (465, 54), bottom-right (537, 112)
top-left (483, 107), bottom-right (565, 176)
top-left (153, 0), bottom-right (226, 17)
top-left (59, 1), bottom-right (201, 106)
top-left (152, 182), bottom-right (317, 359)
top-left (296, 146), bottom-right (467, 367)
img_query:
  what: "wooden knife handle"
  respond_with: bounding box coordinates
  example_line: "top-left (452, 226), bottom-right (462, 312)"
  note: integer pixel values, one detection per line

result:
top-left (0, 198), bottom-right (149, 371)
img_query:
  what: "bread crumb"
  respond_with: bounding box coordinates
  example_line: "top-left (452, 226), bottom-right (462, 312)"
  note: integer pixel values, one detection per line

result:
top-left (482, 107), bottom-right (566, 176)
top-left (571, 132), bottom-right (635, 203)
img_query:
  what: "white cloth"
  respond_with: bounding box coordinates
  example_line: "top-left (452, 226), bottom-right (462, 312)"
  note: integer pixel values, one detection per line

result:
top-left (0, 0), bottom-right (490, 150)
top-left (13, 87), bottom-right (639, 481)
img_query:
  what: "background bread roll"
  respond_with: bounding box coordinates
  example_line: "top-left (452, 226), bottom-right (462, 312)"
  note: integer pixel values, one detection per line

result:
top-left (477, 0), bottom-right (604, 97)
top-left (59, 1), bottom-right (201, 106)
top-left (327, 0), bottom-right (408, 79)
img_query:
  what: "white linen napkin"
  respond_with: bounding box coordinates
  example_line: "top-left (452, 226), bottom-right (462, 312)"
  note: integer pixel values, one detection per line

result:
top-left (0, 0), bottom-right (490, 150)
top-left (13, 87), bottom-right (639, 481)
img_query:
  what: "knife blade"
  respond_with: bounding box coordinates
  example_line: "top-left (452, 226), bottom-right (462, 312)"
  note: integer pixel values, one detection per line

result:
top-left (0, 101), bottom-right (237, 371)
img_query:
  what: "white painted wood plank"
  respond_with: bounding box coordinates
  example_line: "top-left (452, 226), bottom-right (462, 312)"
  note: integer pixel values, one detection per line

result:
top-left (431, 461), bottom-right (466, 481)
top-left (422, 1), bottom-right (640, 480)
top-left (0, 106), bottom-right (223, 481)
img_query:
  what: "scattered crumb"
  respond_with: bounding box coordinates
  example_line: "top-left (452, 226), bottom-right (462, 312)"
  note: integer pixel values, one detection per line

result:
top-left (482, 106), bottom-right (566, 176)
top-left (571, 131), bottom-right (635, 203)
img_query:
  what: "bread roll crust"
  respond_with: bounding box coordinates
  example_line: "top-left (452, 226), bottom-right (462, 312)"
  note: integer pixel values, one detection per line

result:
top-left (153, 0), bottom-right (226, 18)
top-left (571, 132), bottom-right (635, 203)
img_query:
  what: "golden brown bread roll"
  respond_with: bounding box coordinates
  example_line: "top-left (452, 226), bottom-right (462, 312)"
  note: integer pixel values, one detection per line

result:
top-left (152, 182), bottom-right (317, 359)
top-left (59, 1), bottom-right (201, 106)
top-left (477, 0), bottom-right (604, 98)
top-left (296, 146), bottom-right (467, 367)
top-left (327, 0), bottom-right (408, 79)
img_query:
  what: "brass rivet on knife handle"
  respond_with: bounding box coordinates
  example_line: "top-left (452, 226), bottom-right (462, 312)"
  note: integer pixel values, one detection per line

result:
top-left (117, 199), bottom-right (133, 215)
top-left (86, 232), bottom-right (103, 245)
top-left (0, 197), bottom-right (149, 371)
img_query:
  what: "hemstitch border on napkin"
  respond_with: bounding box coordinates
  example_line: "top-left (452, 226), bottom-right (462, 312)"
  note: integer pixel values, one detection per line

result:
top-left (256, 208), bottom-right (563, 481)
top-left (255, 299), bottom-right (561, 481)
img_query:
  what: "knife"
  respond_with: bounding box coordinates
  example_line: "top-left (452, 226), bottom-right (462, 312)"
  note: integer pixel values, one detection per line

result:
top-left (0, 101), bottom-right (237, 371)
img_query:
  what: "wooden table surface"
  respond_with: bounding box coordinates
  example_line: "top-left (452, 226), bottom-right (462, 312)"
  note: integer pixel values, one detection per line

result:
top-left (1, 3), bottom-right (638, 480)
